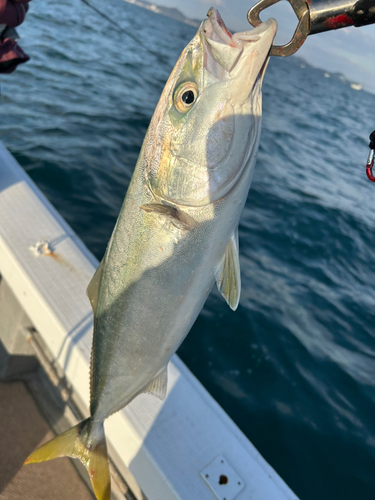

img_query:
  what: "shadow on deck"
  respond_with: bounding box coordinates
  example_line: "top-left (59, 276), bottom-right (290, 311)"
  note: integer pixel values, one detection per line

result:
top-left (0, 379), bottom-right (94, 500)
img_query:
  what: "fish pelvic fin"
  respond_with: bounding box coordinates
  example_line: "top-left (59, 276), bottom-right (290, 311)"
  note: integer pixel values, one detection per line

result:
top-left (24, 418), bottom-right (110, 500)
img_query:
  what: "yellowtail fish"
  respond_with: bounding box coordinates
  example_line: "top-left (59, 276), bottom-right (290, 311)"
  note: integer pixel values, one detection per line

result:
top-left (24, 9), bottom-right (277, 500)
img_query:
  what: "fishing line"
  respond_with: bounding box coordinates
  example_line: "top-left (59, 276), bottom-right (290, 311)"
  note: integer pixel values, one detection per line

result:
top-left (80, 0), bottom-right (167, 62)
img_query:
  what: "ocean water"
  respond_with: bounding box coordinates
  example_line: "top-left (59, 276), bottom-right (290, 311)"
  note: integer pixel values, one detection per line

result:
top-left (1, 1), bottom-right (375, 499)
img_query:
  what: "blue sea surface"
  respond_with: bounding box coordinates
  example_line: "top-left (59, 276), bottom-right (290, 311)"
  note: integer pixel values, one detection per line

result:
top-left (1, 1), bottom-right (375, 498)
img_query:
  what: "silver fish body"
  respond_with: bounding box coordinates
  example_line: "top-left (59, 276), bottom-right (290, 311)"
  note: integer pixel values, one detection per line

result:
top-left (25, 10), bottom-right (277, 500)
top-left (90, 11), bottom-right (277, 422)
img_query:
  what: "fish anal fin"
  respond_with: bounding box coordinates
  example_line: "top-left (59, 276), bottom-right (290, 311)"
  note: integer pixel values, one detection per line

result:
top-left (143, 365), bottom-right (168, 400)
top-left (140, 203), bottom-right (196, 231)
top-left (87, 257), bottom-right (105, 314)
top-left (215, 228), bottom-right (241, 311)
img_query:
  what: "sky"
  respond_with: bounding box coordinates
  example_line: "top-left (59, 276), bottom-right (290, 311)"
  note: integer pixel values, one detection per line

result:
top-left (155, 0), bottom-right (375, 92)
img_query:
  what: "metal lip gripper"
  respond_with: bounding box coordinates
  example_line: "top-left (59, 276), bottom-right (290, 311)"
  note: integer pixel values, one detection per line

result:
top-left (248, 0), bottom-right (375, 57)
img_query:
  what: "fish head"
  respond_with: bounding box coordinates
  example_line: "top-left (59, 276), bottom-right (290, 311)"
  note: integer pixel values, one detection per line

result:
top-left (145, 9), bottom-right (277, 207)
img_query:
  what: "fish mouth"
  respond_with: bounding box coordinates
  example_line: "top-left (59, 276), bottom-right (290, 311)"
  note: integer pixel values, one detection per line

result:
top-left (203, 7), bottom-right (236, 48)
top-left (200, 8), bottom-right (277, 80)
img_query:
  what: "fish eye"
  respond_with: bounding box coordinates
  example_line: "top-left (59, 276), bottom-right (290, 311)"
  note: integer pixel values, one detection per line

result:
top-left (174, 83), bottom-right (198, 113)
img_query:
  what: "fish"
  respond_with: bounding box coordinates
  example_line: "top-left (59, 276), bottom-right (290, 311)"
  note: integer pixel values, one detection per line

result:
top-left (24, 8), bottom-right (277, 500)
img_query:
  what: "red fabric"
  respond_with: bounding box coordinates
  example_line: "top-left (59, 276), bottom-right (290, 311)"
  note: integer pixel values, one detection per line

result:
top-left (0, 0), bottom-right (31, 28)
top-left (0, 37), bottom-right (29, 73)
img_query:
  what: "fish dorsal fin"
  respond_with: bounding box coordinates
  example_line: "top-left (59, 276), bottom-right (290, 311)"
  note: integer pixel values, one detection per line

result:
top-left (140, 203), bottom-right (196, 231)
top-left (215, 228), bottom-right (241, 311)
top-left (143, 365), bottom-right (168, 401)
top-left (87, 257), bottom-right (105, 314)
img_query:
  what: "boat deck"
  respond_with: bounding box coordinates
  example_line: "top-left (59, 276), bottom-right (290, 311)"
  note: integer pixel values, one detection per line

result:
top-left (0, 380), bottom-right (94, 500)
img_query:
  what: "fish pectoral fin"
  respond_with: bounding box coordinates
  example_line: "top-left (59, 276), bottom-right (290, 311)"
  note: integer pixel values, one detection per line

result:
top-left (143, 365), bottom-right (168, 401)
top-left (140, 203), bottom-right (196, 231)
top-left (87, 256), bottom-right (106, 314)
top-left (215, 228), bottom-right (241, 311)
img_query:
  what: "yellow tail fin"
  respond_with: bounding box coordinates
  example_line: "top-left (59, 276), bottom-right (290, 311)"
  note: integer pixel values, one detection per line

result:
top-left (24, 418), bottom-right (110, 500)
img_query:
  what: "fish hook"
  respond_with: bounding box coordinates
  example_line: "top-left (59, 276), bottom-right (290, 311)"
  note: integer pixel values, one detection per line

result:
top-left (366, 131), bottom-right (375, 182)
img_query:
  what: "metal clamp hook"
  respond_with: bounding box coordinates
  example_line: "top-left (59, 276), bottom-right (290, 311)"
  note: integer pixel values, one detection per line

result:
top-left (366, 131), bottom-right (375, 182)
top-left (366, 149), bottom-right (375, 182)
top-left (248, 0), bottom-right (375, 57)
top-left (248, 0), bottom-right (310, 56)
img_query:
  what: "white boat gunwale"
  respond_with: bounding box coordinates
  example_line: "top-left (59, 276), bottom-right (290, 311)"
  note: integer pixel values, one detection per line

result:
top-left (0, 141), bottom-right (299, 500)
